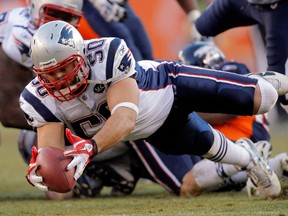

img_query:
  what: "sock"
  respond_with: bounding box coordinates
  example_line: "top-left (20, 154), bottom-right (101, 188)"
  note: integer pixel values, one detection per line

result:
top-left (202, 129), bottom-right (251, 167)
top-left (192, 159), bottom-right (241, 190)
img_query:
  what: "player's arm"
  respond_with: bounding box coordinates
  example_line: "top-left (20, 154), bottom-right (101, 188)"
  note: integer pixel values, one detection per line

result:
top-left (36, 123), bottom-right (66, 149)
top-left (25, 123), bottom-right (65, 191)
top-left (64, 38), bottom-right (139, 180)
top-left (93, 77), bottom-right (139, 153)
top-left (177, 0), bottom-right (199, 14)
top-left (177, 0), bottom-right (202, 42)
top-left (64, 77), bottom-right (139, 180)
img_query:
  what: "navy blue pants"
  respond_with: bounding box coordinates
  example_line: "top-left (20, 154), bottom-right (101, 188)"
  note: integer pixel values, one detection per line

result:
top-left (196, 0), bottom-right (288, 78)
top-left (83, 0), bottom-right (154, 61)
top-left (141, 62), bottom-right (258, 155)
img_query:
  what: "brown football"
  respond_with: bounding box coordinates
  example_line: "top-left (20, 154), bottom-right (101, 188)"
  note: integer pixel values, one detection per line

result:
top-left (36, 147), bottom-right (76, 193)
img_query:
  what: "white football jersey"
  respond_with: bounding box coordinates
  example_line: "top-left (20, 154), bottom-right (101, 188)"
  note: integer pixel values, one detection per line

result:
top-left (0, 7), bottom-right (36, 68)
top-left (20, 37), bottom-right (174, 141)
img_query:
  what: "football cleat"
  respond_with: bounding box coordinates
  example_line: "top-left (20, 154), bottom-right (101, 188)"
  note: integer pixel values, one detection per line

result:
top-left (271, 152), bottom-right (288, 180)
top-left (236, 138), bottom-right (281, 198)
top-left (255, 71), bottom-right (288, 96)
top-left (246, 140), bottom-right (272, 197)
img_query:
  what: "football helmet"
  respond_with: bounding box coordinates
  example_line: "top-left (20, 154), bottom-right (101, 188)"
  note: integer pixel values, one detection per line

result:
top-left (31, 20), bottom-right (90, 102)
top-left (27, 0), bottom-right (83, 28)
top-left (178, 42), bottom-right (226, 69)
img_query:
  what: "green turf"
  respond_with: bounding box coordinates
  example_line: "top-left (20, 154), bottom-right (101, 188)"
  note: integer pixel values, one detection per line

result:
top-left (1, 120), bottom-right (288, 216)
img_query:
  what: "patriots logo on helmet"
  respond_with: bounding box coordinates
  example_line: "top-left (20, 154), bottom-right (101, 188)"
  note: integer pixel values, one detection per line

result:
top-left (57, 24), bottom-right (75, 48)
top-left (118, 49), bottom-right (132, 74)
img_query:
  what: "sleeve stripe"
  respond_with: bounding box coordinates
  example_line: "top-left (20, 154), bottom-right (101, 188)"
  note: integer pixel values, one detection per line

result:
top-left (22, 89), bottom-right (61, 123)
top-left (106, 38), bottom-right (121, 84)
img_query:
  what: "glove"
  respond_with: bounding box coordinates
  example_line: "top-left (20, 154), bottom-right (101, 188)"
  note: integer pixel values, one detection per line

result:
top-left (90, 0), bottom-right (126, 22)
top-left (64, 128), bottom-right (98, 181)
top-left (26, 146), bottom-right (48, 191)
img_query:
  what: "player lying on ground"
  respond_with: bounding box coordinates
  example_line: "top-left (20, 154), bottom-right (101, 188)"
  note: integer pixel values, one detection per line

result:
top-left (21, 21), bottom-right (288, 199)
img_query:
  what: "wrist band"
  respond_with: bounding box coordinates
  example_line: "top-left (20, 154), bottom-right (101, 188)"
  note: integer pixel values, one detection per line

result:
top-left (90, 139), bottom-right (98, 155)
top-left (111, 102), bottom-right (139, 115)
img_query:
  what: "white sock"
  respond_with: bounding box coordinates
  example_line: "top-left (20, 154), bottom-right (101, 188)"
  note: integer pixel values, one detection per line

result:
top-left (192, 159), bottom-right (241, 190)
top-left (202, 129), bottom-right (251, 167)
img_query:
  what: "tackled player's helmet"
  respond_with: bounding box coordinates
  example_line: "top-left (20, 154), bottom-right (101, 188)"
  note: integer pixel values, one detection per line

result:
top-left (28, 0), bottom-right (83, 28)
top-left (178, 42), bottom-right (226, 69)
top-left (30, 20), bottom-right (90, 102)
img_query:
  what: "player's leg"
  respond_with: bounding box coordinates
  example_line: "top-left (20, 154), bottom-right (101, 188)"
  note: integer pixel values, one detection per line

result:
top-left (182, 140), bottom-right (272, 195)
top-left (195, 0), bottom-right (257, 37)
top-left (121, 5), bottom-right (154, 60)
top-left (261, 2), bottom-right (288, 109)
top-left (167, 63), bottom-right (288, 116)
top-left (130, 140), bottom-right (201, 195)
top-left (82, 0), bottom-right (144, 60)
top-left (149, 112), bottom-right (281, 198)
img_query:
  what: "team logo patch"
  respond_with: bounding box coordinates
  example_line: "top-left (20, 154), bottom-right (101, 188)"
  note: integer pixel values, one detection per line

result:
top-left (118, 49), bottom-right (132, 74)
top-left (13, 35), bottom-right (30, 63)
top-left (57, 24), bottom-right (75, 48)
top-left (94, 84), bottom-right (105, 93)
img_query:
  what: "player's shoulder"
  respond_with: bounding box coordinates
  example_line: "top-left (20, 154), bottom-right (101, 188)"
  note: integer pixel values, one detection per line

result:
top-left (84, 37), bottom-right (126, 53)
top-left (2, 7), bottom-right (30, 25)
top-left (20, 77), bottom-right (55, 105)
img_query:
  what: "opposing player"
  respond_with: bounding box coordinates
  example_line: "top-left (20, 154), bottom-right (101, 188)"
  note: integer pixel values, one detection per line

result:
top-left (21, 20), bottom-right (288, 199)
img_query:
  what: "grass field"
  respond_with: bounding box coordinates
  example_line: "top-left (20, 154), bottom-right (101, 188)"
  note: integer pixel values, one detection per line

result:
top-left (1, 119), bottom-right (288, 216)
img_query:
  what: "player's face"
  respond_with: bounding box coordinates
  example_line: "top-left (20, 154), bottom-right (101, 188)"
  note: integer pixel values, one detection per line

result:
top-left (43, 6), bottom-right (82, 27)
top-left (41, 60), bottom-right (79, 91)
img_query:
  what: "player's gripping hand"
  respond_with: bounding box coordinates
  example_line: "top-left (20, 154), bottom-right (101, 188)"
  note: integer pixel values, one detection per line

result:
top-left (26, 146), bottom-right (48, 191)
top-left (64, 128), bottom-right (98, 181)
top-left (89, 0), bottom-right (126, 22)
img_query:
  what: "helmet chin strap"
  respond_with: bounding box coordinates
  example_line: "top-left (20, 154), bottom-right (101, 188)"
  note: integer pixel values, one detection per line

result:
top-left (87, 78), bottom-right (113, 85)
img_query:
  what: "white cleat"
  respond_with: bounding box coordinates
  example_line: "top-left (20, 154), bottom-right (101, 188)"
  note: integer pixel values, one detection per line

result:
top-left (236, 138), bottom-right (281, 198)
top-left (271, 152), bottom-right (288, 180)
top-left (255, 71), bottom-right (288, 96)
top-left (246, 140), bottom-right (272, 197)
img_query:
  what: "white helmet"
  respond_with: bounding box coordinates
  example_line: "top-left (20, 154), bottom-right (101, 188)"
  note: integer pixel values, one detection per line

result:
top-left (31, 20), bottom-right (90, 102)
top-left (27, 0), bottom-right (83, 28)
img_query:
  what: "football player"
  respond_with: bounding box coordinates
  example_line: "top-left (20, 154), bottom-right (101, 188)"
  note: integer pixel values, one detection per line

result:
top-left (0, 0), bottom-right (83, 130)
top-left (195, 0), bottom-right (288, 112)
top-left (21, 20), bottom-right (288, 199)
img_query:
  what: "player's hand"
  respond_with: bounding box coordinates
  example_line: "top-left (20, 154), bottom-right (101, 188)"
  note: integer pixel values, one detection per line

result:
top-left (26, 146), bottom-right (48, 191)
top-left (64, 128), bottom-right (98, 180)
top-left (90, 0), bottom-right (126, 22)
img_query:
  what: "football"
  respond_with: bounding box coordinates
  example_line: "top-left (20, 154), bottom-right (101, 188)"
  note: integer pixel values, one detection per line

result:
top-left (36, 146), bottom-right (76, 193)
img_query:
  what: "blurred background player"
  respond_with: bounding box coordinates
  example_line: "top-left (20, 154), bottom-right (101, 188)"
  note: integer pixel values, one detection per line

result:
top-left (194, 0), bottom-right (288, 118)
top-left (0, 0), bottom-right (83, 130)
top-left (0, 0), bottom-right (85, 200)
top-left (82, 0), bottom-right (154, 60)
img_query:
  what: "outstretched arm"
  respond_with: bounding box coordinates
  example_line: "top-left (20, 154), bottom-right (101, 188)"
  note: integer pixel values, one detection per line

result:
top-left (93, 77), bottom-right (139, 153)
